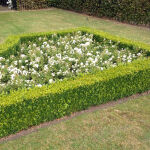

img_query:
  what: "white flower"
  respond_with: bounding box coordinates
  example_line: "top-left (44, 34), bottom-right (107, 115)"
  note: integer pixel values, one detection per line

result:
top-left (0, 83), bottom-right (5, 87)
top-left (74, 48), bottom-right (82, 55)
top-left (87, 52), bottom-right (92, 56)
top-left (85, 61), bottom-right (89, 66)
top-left (88, 57), bottom-right (93, 62)
top-left (0, 73), bottom-right (2, 80)
top-left (86, 38), bottom-right (92, 42)
top-left (19, 60), bottom-right (22, 63)
top-left (132, 54), bottom-right (136, 58)
top-left (72, 40), bottom-right (76, 44)
top-left (39, 37), bottom-right (42, 41)
top-left (43, 42), bottom-right (47, 45)
top-left (0, 57), bottom-right (5, 61)
top-left (105, 49), bottom-right (109, 54)
top-left (14, 61), bottom-right (17, 66)
top-left (28, 45), bottom-right (31, 49)
top-left (101, 67), bottom-right (104, 71)
top-left (25, 80), bottom-right (31, 84)
top-left (69, 58), bottom-right (75, 61)
top-left (22, 70), bottom-right (28, 76)
top-left (85, 68), bottom-right (88, 72)
top-left (35, 57), bottom-right (41, 63)
top-left (123, 55), bottom-right (126, 58)
top-left (11, 74), bottom-right (15, 80)
top-left (109, 57), bottom-right (113, 61)
top-left (57, 71), bottom-right (61, 75)
top-left (49, 79), bottom-right (54, 83)
top-left (31, 69), bottom-right (37, 75)
top-left (80, 42), bottom-right (90, 47)
top-left (80, 62), bottom-right (84, 66)
top-left (41, 45), bottom-right (45, 48)
top-left (51, 73), bottom-right (55, 77)
top-left (20, 54), bottom-right (26, 59)
top-left (94, 58), bottom-right (98, 63)
top-left (33, 64), bottom-right (39, 68)
top-left (25, 60), bottom-right (28, 63)
top-left (33, 44), bottom-right (37, 47)
top-left (46, 44), bottom-right (50, 48)
top-left (21, 66), bottom-right (25, 69)
top-left (85, 42), bottom-right (90, 46)
top-left (44, 65), bottom-right (49, 71)
top-left (21, 47), bottom-right (24, 52)
top-left (1, 65), bottom-right (5, 69)
top-left (36, 84), bottom-right (42, 87)
top-left (76, 69), bottom-right (80, 73)
top-left (56, 54), bottom-right (62, 59)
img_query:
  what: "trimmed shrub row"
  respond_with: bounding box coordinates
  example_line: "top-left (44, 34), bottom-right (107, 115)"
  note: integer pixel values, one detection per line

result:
top-left (12, 0), bottom-right (150, 26)
top-left (10, 0), bottom-right (150, 27)
top-left (48, 0), bottom-right (150, 26)
top-left (0, 27), bottom-right (150, 138)
top-left (15, 0), bottom-right (48, 10)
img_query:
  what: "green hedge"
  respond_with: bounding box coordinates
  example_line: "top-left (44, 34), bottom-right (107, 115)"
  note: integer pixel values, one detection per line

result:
top-left (0, 27), bottom-right (150, 138)
top-left (16, 0), bottom-right (48, 10)
top-left (49, 0), bottom-right (150, 26)
top-left (14, 0), bottom-right (150, 26)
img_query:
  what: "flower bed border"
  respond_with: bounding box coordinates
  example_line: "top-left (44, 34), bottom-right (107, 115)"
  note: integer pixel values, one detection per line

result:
top-left (0, 27), bottom-right (150, 138)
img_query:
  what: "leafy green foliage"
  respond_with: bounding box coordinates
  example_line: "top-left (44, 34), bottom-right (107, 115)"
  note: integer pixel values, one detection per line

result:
top-left (14, 0), bottom-right (150, 26)
top-left (0, 27), bottom-right (150, 138)
top-left (16, 0), bottom-right (48, 10)
top-left (49, 0), bottom-right (150, 26)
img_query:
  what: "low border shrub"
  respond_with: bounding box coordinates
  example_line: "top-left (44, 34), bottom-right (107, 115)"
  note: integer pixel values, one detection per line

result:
top-left (0, 27), bottom-right (150, 138)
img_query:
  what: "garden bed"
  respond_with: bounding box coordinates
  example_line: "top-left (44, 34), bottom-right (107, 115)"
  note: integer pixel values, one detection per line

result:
top-left (0, 31), bottom-right (146, 93)
top-left (0, 27), bottom-right (150, 138)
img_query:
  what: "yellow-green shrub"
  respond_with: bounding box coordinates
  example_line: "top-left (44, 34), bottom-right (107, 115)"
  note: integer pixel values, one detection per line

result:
top-left (0, 27), bottom-right (150, 138)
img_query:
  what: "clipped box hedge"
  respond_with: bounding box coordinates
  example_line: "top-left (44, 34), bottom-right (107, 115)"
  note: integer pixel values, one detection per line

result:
top-left (0, 27), bottom-right (150, 138)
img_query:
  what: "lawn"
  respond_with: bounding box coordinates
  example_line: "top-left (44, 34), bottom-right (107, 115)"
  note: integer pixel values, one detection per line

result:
top-left (0, 94), bottom-right (150, 150)
top-left (0, 8), bottom-right (150, 150)
top-left (0, 8), bottom-right (150, 44)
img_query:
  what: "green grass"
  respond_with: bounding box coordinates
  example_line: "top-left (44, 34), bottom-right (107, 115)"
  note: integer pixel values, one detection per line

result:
top-left (0, 8), bottom-right (150, 149)
top-left (0, 95), bottom-right (150, 150)
top-left (0, 8), bottom-right (150, 44)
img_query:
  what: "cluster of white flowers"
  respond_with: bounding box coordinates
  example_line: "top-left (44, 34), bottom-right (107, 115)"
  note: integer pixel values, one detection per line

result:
top-left (0, 31), bottom-right (144, 93)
